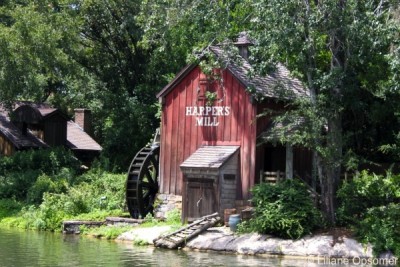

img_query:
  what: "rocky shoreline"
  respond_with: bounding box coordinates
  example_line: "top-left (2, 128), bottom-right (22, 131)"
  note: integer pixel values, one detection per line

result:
top-left (115, 225), bottom-right (400, 264)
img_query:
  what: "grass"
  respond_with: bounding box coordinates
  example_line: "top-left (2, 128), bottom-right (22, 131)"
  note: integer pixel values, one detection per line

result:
top-left (79, 209), bottom-right (184, 241)
top-left (80, 225), bottom-right (133, 240)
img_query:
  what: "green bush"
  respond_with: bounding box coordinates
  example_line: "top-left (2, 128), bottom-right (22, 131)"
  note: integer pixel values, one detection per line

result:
top-left (0, 167), bottom-right (127, 232)
top-left (0, 199), bottom-right (22, 219)
top-left (0, 147), bottom-right (80, 175)
top-left (337, 171), bottom-right (400, 225)
top-left (165, 208), bottom-right (181, 225)
top-left (0, 170), bottom-right (40, 200)
top-left (72, 169), bottom-right (126, 211)
top-left (27, 169), bottom-right (73, 204)
top-left (357, 203), bottom-right (400, 257)
top-left (0, 148), bottom-right (80, 202)
top-left (238, 179), bottom-right (323, 239)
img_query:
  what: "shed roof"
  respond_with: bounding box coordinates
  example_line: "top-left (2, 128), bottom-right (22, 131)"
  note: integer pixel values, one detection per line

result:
top-left (66, 121), bottom-right (102, 151)
top-left (157, 45), bottom-right (307, 100)
top-left (180, 146), bottom-right (239, 169)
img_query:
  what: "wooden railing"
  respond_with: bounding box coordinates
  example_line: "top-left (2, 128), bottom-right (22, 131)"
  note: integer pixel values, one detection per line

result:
top-left (260, 170), bottom-right (283, 183)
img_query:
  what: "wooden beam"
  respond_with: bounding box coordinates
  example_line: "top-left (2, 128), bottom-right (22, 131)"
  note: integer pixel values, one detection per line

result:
top-left (285, 143), bottom-right (293, 179)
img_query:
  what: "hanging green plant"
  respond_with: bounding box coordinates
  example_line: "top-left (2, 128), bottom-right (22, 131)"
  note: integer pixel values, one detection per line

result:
top-left (204, 91), bottom-right (217, 106)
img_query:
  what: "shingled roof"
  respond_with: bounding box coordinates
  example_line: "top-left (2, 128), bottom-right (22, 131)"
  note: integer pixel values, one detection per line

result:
top-left (209, 46), bottom-right (307, 99)
top-left (0, 103), bottom-right (101, 153)
top-left (0, 109), bottom-right (48, 150)
top-left (66, 121), bottom-right (102, 151)
top-left (157, 43), bottom-right (307, 100)
top-left (180, 146), bottom-right (239, 169)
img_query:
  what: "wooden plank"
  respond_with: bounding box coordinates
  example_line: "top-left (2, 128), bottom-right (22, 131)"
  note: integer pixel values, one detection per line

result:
top-left (230, 71), bottom-right (239, 142)
top-left (190, 68), bottom-right (201, 168)
top-left (162, 93), bottom-right (173, 194)
top-left (223, 70), bottom-right (232, 142)
top-left (170, 89), bottom-right (179, 194)
top-left (248, 95), bottom-right (257, 196)
top-left (176, 80), bottom-right (187, 196)
top-left (184, 71), bottom-right (194, 167)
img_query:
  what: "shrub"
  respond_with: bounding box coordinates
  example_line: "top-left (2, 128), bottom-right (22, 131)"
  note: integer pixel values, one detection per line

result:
top-left (165, 209), bottom-right (181, 225)
top-left (357, 203), bottom-right (400, 257)
top-left (0, 165), bottom-right (127, 232)
top-left (0, 170), bottom-right (40, 200)
top-left (0, 199), bottom-right (22, 219)
top-left (336, 170), bottom-right (400, 257)
top-left (337, 171), bottom-right (400, 225)
top-left (0, 148), bottom-right (80, 202)
top-left (72, 169), bottom-right (126, 211)
top-left (239, 179), bottom-right (323, 239)
top-left (0, 147), bottom-right (80, 175)
top-left (27, 170), bottom-right (71, 204)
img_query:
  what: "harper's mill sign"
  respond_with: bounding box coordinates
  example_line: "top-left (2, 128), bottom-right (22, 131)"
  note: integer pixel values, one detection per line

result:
top-left (185, 106), bottom-right (231, 127)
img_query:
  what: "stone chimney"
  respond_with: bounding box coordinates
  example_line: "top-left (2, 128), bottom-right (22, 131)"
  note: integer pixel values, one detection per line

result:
top-left (234, 32), bottom-right (254, 61)
top-left (74, 108), bottom-right (92, 136)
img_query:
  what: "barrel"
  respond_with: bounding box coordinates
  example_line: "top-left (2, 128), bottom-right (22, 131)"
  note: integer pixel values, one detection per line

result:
top-left (224, 208), bottom-right (237, 226)
top-left (228, 214), bottom-right (241, 232)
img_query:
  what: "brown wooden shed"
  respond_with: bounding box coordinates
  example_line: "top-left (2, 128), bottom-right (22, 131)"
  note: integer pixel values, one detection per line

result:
top-left (12, 105), bottom-right (68, 147)
top-left (156, 34), bottom-right (312, 220)
top-left (0, 103), bottom-right (102, 165)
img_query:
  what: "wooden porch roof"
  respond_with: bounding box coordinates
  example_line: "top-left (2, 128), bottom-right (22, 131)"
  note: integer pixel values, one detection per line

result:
top-left (180, 146), bottom-right (239, 170)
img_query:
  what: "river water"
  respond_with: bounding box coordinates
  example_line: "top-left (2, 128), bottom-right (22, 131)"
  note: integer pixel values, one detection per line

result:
top-left (0, 227), bottom-right (374, 267)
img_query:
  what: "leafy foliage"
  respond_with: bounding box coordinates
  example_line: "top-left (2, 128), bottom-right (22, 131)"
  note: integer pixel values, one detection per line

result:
top-left (238, 179), bottom-right (323, 239)
top-left (0, 148), bottom-right (80, 202)
top-left (0, 167), bottom-right (126, 232)
top-left (337, 171), bottom-right (400, 256)
top-left (357, 204), bottom-right (400, 257)
top-left (249, 0), bottom-right (400, 223)
top-left (0, 199), bottom-right (22, 219)
top-left (337, 171), bottom-right (400, 226)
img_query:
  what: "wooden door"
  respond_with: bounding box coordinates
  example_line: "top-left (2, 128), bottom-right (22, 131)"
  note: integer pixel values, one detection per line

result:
top-left (186, 181), bottom-right (217, 221)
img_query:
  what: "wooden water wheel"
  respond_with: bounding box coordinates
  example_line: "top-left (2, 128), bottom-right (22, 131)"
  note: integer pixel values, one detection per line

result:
top-left (126, 144), bottom-right (160, 218)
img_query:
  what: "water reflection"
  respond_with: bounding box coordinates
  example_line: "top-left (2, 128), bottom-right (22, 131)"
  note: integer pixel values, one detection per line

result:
top-left (0, 228), bottom-right (367, 267)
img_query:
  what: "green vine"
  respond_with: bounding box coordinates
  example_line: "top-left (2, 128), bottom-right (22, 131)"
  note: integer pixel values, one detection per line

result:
top-left (205, 91), bottom-right (217, 106)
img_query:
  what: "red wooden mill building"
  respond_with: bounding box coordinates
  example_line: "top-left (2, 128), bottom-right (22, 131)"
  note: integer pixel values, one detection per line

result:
top-left (156, 34), bottom-right (312, 221)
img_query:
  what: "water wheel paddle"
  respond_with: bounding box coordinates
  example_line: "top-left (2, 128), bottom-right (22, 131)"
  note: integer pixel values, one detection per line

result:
top-left (126, 145), bottom-right (160, 218)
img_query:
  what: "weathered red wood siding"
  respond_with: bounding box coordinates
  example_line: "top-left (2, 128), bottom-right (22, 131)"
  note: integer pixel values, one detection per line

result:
top-left (159, 66), bottom-right (257, 199)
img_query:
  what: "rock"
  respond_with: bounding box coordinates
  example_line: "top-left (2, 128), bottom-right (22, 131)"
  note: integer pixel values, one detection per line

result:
top-left (303, 235), bottom-right (334, 256)
top-left (332, 237), bottom-right (373, 258)
top-left (117, 224), bottom-right (378, 261)
top-left (185, 227), bottom-right (375, 259)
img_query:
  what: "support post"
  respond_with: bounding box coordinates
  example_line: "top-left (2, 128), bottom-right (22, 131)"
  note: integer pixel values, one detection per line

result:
top-left (286, 143), bottom-right (293, 179)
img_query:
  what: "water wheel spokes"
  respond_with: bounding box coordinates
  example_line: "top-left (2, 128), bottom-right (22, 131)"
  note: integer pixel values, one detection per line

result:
top-left (126, 145), bottom-right (160, 219)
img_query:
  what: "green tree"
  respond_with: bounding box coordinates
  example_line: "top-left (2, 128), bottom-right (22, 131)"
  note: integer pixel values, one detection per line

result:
top-left (71, 0), bottom-right (162, 169)
top-left (0, 0), bottom-right (87, 110)
top-left (250, 0), bottom-right (400, 223)
top-left (0, 1), bottom-right (162, 170)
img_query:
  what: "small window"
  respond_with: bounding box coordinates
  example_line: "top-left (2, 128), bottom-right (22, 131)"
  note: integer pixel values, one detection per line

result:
top-left (223, 174), bottom-right (235, 181)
